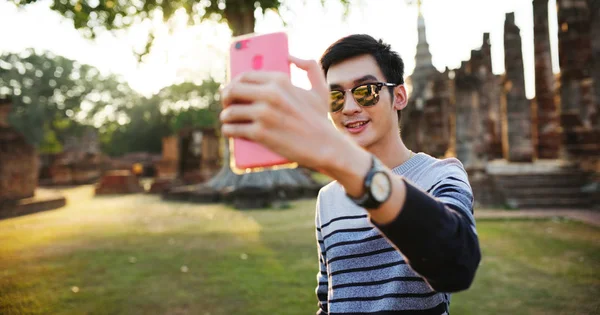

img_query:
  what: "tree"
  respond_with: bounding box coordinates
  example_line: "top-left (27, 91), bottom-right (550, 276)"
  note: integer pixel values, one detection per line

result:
top-left (13, 0), bottom-right (352, 207)
top-left (11, 0), bottom-right (350, 55)
top-left (98, 97), bottom-right (171, 156)
top-left (99, 79), bottom-right (221, 156)
top-left (0, 49), bottom-right (135, 152)
top-left (155, 80), bottom-right (221, 131)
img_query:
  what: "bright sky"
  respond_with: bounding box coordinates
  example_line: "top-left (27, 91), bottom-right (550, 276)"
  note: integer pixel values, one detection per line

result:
top-left (0, 0), bottom-right (560, 99)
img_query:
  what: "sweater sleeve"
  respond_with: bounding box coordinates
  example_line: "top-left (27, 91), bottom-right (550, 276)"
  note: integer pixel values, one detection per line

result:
top-left (371, 159), bottom-right (481, 293)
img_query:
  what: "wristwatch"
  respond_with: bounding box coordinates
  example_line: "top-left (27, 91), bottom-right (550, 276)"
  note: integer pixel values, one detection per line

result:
top-left (346, 155), bottom-right (392, 209)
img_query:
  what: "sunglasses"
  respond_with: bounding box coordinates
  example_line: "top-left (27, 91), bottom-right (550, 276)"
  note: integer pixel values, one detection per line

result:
top-left (329, 82), bottom-right (398, 113)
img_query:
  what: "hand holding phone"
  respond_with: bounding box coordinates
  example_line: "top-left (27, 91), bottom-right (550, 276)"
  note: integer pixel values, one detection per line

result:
top-left (222, 35), bottom-right (336, 176)
top-left (227, 32), bottom-right (296, 174)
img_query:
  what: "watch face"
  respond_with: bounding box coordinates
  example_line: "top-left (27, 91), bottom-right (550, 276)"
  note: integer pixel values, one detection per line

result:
top-left (370, 172), bottom-right (391, 202)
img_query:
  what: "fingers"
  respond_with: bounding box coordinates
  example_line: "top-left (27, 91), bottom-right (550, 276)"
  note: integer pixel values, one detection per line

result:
top-left (221, 82), bottom-right (257, 106)
top-left (221, 122), bottom-right (261, 141)
top-left (220, 102), bottom-right (282, 143)
top-left (219, 104), bottom-right (255, 124)
top-left (221, 80), bottom-right (287, 108)
top-left (289, 56), bottom-right (329, 98)
top-left (233, 71), bottom-right (291, 86)
top-left (220, 102), bottom-right (272, 124)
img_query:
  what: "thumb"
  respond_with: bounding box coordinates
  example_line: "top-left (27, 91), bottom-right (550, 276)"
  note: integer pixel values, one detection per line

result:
top-left (289, 55), bottom-right (329, 98)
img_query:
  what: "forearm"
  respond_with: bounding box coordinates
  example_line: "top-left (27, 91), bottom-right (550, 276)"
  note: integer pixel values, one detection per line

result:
top-left (372, 180), bottom-right (481, 292)
top-left (321, 143), bottom-right (480, 292)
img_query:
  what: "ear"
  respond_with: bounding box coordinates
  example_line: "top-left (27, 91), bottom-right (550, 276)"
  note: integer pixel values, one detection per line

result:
top-left (392, 85), bottom-right (408, 111)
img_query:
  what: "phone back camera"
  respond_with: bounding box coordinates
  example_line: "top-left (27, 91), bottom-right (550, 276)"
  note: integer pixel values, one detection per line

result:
top-left (235, 42), bottom-right (243, 50)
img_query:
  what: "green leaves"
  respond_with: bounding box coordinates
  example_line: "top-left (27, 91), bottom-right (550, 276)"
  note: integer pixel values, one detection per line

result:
top-left (98, 79), bottom-right (222, 156)
top-left (0, 49), bottom-right (133, 151)
top-left (0, 48), bottom-right (223, 156)
top-left (11, 0), bottom-right (350, 54)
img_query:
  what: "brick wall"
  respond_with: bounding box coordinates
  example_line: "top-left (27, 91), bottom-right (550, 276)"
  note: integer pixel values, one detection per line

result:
top-left (0, 104), bottom-right (38, 203)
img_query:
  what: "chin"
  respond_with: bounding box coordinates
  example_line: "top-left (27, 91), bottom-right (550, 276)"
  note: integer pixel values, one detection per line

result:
top-left (349, 132), bottom-right (376, 149)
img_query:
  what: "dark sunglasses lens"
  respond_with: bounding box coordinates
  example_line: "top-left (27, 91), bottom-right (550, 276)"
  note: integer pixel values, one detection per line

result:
top-left (330, 91), bottom-right (345, 112)
top-left (353, 84), bottom-right (379, 107)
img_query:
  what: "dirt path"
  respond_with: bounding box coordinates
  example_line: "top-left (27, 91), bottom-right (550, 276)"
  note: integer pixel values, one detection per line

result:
top-left (476, 209), bottom-right (600, 227)
top-left (25, 185), bottom-right (600, 228)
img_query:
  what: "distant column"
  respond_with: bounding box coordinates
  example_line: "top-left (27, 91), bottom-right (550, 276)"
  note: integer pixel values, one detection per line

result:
top-left (556, 0), bottom-right (595, 127)
top-left (455, 62), bottom-right (481, 169)
top-left (421, 71), bottom-right (453, 158)
top-left (533, 0), bottom-right (560, 158)
top-left (502, 13), bottom-right (535, 162)
top-left (477, 33), bottom-right (504, 160)
top-left (155, 136), bottom-right (179, 179)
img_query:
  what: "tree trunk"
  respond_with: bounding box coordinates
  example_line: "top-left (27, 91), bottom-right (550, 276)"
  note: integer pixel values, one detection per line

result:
top-left (224, 2), bottom-right (256, 37)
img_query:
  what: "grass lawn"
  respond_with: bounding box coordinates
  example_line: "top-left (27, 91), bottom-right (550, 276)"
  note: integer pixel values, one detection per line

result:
top-left (1, 186), bottom-right (599, 315)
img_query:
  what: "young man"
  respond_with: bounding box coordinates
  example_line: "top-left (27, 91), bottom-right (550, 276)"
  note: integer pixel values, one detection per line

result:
top-left (220, 34), bottom-right (480, 314)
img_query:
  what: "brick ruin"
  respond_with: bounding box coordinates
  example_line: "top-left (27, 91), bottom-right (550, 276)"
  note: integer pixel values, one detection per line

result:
top-left (98, 126), bottom-right (221, 195)
top-left (155, 136), bottom-right (179, 180)
top-left (0, 98), bottom-right (67, 218)
top-left (556, 0), bottom-right (599, 164)
top-left (39, 130), bottom-right (106, 186)
top-left (407, 2), bottom-right (599, 208)
top-left (95, 170), bottom-right (144, 195)
top-left (178, 127), bottom-right (221, 184)
top-left (151, 128), bottom-right (221, 193)
top-left (0, 98), bottom-right (38, 208)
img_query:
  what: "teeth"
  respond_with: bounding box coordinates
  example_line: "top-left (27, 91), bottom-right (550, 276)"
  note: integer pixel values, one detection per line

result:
top-left (347, 121), bottom-right (367, 128)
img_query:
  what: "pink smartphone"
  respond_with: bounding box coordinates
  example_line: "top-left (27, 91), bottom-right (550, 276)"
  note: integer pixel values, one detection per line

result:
top-left (228, 32), bottom-right (297, 174)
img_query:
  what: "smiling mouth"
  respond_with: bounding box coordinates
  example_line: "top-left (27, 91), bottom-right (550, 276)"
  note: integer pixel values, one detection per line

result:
top-left (345, 121), bottom-right (369, 128)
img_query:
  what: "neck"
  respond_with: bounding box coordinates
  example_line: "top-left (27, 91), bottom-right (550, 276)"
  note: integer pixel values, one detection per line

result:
top-left (366, 129), bottom-right (412, 169)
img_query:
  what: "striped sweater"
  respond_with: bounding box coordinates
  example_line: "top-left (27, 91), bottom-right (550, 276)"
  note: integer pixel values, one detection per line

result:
top-left (315, 152), bottom-right (480, 314)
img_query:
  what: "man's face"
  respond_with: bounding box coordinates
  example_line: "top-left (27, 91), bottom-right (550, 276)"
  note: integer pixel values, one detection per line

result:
top-left (326, 54), bottom-right (399, 150)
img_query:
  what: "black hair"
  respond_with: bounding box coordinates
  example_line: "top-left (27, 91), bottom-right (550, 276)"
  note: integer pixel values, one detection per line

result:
top-left (320, 34), bottom-right (405, 124)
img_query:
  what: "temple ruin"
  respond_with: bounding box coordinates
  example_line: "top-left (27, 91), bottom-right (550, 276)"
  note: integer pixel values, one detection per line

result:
top-left (0, 98), bottom-right (66, 219)
top-left (405, 1), bottom-right (599, 208)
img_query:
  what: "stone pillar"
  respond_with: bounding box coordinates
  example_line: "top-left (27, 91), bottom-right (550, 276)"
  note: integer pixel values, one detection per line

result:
top-left (468, 38), bottom-right (504, 164)
top-left (422, 71), bottom-right (453, 158)
top-left (533, 0), bottom-right (561, 159)
top-left (480, 33), bottom-right (504, 160)
top-left (454, 62), bottom-right (482, 169)
top-left (557, 0), bottom-right (595, 127)
top-left (502, 12), bottom-right (535, 162)
top-left (155, 136), bottom-right (179, 179)
top-left (162, 136), bottom-right (179, 161)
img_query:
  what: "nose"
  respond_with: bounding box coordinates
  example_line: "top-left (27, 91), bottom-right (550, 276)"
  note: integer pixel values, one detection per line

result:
top-left (341, 92), bottom-right (362, 116)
